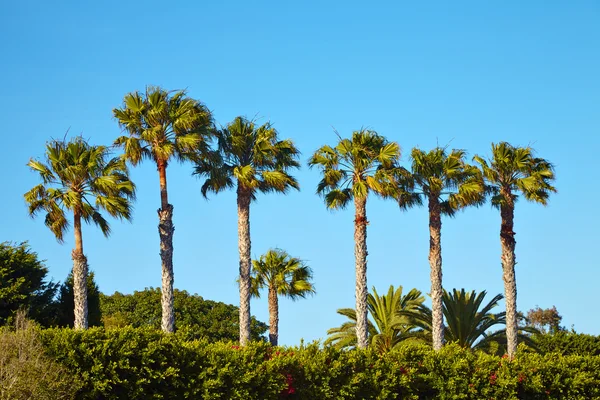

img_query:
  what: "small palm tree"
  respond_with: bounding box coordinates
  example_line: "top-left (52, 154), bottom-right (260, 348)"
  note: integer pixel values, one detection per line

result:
top-left (309, 129), bottom-right (400, 349)
top-left (407, 289), bottom-right (537, 354)
top-left (249, 249), bottom-right (315, 346)
top-left (24, 137), bottom-right (135, 329)
top-left (194, 116), bottom-right (300, 345)
top-left (474, 142), bottom-right (556, 357)
top-left (113, 86), bottom-right (213, 333)
top-left (325, 285), bottom-right (424, 353)
top-left (405, 147), bottom-right (484, 350)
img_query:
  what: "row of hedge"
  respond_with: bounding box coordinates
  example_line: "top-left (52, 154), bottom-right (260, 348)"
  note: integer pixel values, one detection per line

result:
top-left (32, 327), bottom-right (600, 399)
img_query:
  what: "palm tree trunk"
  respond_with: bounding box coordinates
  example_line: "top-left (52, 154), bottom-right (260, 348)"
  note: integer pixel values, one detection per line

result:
top-left (268, 286), bottom-right (279, 346)
top-left (354, 196), bottom-right (369, 349)
top-left (500, 192), bottom-right (517, 357)
top-left (157, 161), bottom-right (175, 333)
top-left (237, 186), bottom-right (252, 345)
top-left (428, 196), bottom-right (444, 350)
top-left (72, 210), bottom-right (88, 330)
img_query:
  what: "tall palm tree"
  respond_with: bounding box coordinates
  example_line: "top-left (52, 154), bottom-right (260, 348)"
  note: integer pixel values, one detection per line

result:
top-left (474, 142), bottom-right (556, 357)
top-left (193, 116), bottom-right (300, 345)
top-left (309, 130), bottom-right (400, 349)
top-left (113, 86), bottom-right (213, 333)
top-left (325, 285), bottom-right (424, 353)
top-left (24, 137), bottom-right (135, 329)
top-left (249, 249), bottom-right (315, 346)
top-left (406, 147), bottom-right (485, 350)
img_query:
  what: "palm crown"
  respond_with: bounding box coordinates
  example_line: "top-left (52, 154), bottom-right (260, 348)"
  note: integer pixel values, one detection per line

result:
top-left (473, 142), bottom-right (556, 207)
top-left (408, 147), bottom-right (485, 214)
top-left (113, 86), bottom-right (213, 167)
top-left (194, 116), bottom-right (300, 198)
top-left (308, 129), bottom-right (401, 209)
top-left (24, 137), bottom-right (135, 241)
top-left (249, 249), bottom-right (315, 300)
top-left (325, 285), bottom-right (425, 352)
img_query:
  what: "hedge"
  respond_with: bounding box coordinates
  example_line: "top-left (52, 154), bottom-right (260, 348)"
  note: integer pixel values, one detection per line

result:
top-left (37, 327), bottom-right (600, 400)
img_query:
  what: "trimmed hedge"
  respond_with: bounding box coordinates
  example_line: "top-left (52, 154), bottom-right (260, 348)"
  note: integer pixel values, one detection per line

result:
top-left (39, 327), bottom-right (600, 400)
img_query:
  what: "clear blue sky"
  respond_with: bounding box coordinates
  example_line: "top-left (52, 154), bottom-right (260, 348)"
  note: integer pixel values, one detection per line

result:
top-left (1, 1), bottom-right (598, 345)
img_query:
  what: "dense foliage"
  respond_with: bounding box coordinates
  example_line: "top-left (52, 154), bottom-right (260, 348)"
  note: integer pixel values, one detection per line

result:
top-left (0, 320), bottom-right (78, 400)
top-left (0, 242), bottom-right (58, 326)
top-left (34, 327), bottom-right (600, 400)
top-left (100, 288), bottom-right (268, 341)
top-left (532, 331), bottom-right (600, 356)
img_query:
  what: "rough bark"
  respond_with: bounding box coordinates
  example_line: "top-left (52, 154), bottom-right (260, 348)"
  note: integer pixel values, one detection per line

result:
top-left (268, 286), bottom-right (279, 346)
top-left (158, 204), bottom-right (175, 333)
top-left (354, 196), bottom-right (369, 349)
top-left (237, 187), bottom-right (252, 346)
top-left (72, 211), bottom-right (88, 330)
top-left (428, 195), bottom-right (444, 350)
top-left (500, 189), bottom-right (518, 357)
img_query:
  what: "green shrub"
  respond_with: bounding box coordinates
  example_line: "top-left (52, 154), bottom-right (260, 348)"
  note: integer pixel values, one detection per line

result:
top-left (0, 321), bottom-right (79, 400)
top-left (39, 327), bottom-right (600, 400)
top-left (533, 331), bottom-right (600, 356)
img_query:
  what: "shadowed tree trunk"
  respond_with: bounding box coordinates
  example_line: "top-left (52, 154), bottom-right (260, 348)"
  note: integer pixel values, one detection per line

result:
top-left (500, 189), bottom-right (517, 357)
top-left (428, 195), bottom-right (444, 350)
top-left (268, 286), bottom-right (279, 346)
top-left (237, 185), bottom-right (252, 345)
top-left (354, 196), bottom-right (369, 349)
top-left (157, 161), bottom-right (175, 333)
top-left (72, 210), bottom-right (88, 330)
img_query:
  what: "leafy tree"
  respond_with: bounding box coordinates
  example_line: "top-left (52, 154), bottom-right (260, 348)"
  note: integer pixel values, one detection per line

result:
top-left (114, 86), bottom-right (213, 333)
top-left (100, 288), bottom-right (268, 341)
top-left (194, 116), bottom-right (300, 345)
top-left (24, 137), bottom-right (135, 329)
top-left (405, 147), bottom-right (484, 350)
top-left (474, 142), bottom-right (556, 357)
top-left (407, 288), bottom-right (537, 354)
top-left (309, 129), bottom-right (401, 349)
top-left (250, 249), bottom-right (315, 346)
top-left (0, 242), bottom-right (58, 326)
top-left (325, 285), bottom-right (425, 353)
top-left (54, 271), bottom-right (101, 328)
top-left (526, 306), bottom-right (563, 334)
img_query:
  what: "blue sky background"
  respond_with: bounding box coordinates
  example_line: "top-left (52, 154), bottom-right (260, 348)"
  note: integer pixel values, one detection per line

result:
top-left (1, 1), bottom-right (598, 345)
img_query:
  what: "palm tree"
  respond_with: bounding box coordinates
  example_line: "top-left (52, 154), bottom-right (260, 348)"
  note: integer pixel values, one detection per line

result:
top-left (24, 137), bottom-right (135, 329)
top-left (405, 147), bottom-right (485, 350)
top-left (249, 249), bottom-right (315, 346)
top-left (193, 116), bottom-right (300, 345)
top-left (407, 289), bottom-right (538, 354)
top-left (309, 129), bottom-right (400, 349)
top-left (113, 86), bottom-right (213, 333)
top-left (474, 142), bottom-right (556, 357)
top-left (325, 285), bottom-right (424, 353)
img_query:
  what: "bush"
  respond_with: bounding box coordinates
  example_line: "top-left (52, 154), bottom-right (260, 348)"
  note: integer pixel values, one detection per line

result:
top-left (533, 331), bottom-right (600, 356)
top-left (0, 319), bottom-right (79, 400)
top-left (39, 327), bottom-right (600, 400)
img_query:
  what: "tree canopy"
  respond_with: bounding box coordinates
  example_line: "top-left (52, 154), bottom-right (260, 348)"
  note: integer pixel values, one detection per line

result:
top-left (100, 288), bottom-right (268, 342)
top-left (0, 242), bottom-right (57, 326)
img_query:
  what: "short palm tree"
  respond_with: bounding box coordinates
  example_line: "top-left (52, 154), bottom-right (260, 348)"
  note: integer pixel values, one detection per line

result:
top-left (249, 249), bottom-right (315, 346)
top-left (407, 288), bottom-right (537, 354)
top-left (309, 129), bottom-right (400, 349)
top-left (193, 116), bottom-right (300, 345)
top-left (474, 142), bottom-right (555, 357)
top-left (24, 137), bottom-right (135, 329)
top-left (113, 86), bottom-right (213, 333)
top-left (325, 285), bottom-right (424, 353)
top-left (406, 147), bottom-right (484, 350)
